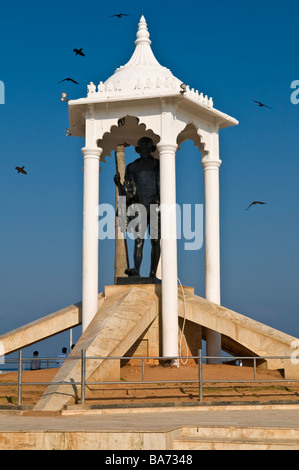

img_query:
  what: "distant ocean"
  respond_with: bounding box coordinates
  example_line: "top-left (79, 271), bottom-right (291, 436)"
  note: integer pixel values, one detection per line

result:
top-left (0, 361), bottom-right (58, 373)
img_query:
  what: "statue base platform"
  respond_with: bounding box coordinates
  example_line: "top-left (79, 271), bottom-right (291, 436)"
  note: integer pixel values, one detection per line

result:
top-left (116, 276), bottom-right (161, 285)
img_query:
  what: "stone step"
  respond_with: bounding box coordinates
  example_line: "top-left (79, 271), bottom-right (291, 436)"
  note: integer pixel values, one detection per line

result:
top-left (173, 436), bottom-right (299, 450)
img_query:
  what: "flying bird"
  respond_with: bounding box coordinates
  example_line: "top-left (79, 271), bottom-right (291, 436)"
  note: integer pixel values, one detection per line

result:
top-left (109, 13), bottom-right (129, 18)
top-left (61, 92), bottom-right (70, 102)
top-left (73, 48), bottom-right (85, 56)
top-left (58, 78), bottom-right (79, 84)
top-left (245, 201), bottom-right (266, 210)
top-left (252, 100), bottom-right (272, 109)
top-left (15, 166), bottom-right (27, 175)
top-left (66, 128), bottom-right (72, 136)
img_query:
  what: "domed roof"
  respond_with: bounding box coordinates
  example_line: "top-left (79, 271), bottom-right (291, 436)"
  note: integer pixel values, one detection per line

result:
top-left (103, 16), bottom-right (181, 94)
top-left (85, 15), bottom-right (216, 110)
top-left (70, 14), bottom-right (238, 139)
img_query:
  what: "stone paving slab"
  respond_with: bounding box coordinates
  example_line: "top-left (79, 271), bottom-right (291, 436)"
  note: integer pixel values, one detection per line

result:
top-left (1, 407), bottom-right (299, 433)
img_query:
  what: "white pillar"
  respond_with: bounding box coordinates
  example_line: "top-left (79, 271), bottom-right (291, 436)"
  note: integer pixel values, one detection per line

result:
top-left (157, 143), bottom-right (179, 359)
top-left (202, 157), bottom-right (222, 363)
top-left (81, 147), bottom-right (102, 332)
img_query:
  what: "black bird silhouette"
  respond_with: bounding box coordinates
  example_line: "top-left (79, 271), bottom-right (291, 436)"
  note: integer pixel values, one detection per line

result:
top-left (73, 48), bottom-right (85, 56)
top-left (245, 201), bottom-right (266, 210)
top-left (252, 100), bottom-right (272, 109)
top-left (15, 166), bottom-right (27, 175)
top-left (58, 78), bottom-right (79, 84)
top-left (109, 13), bottom-right (129, 18)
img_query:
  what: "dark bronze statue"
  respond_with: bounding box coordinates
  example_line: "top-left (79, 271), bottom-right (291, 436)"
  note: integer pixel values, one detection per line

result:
top-left (114, 137), bottom-right (160, 278)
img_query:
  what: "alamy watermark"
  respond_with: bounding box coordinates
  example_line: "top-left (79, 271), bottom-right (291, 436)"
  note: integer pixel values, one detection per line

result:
top-left (290, 80), bottom-right (299, 104)
top-left (97, 198), bottom-right (203, 251)
top-left (0, 81), bottom-right (4, 104)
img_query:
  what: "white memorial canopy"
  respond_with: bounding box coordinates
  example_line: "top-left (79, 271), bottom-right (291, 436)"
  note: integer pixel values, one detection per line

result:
top-left (68, 16), bottom-right (238, 361)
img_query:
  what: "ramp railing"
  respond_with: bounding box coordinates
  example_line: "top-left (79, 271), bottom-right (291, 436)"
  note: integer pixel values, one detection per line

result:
top-left (0, 349), bottom-right (298, 406)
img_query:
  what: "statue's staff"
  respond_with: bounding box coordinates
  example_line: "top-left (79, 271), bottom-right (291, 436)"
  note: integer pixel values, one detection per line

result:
top-left (114, 151), bottom-right (130, 271)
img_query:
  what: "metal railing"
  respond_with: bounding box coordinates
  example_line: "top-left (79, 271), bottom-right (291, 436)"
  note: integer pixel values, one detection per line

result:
top-left (0, 349), bottom-right (298, 406)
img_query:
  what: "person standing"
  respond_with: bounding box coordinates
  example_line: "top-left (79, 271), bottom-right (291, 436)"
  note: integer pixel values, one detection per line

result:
top-left (56, 347), bottom-right (67, 367)
top-left (30, 351), bottom-right (41, 370)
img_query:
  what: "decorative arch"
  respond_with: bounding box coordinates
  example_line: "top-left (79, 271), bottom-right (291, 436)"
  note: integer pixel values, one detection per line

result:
top-left (176, 122), bottom-right (206, 154)
top-left (96, 115), bottom-right (160, 162)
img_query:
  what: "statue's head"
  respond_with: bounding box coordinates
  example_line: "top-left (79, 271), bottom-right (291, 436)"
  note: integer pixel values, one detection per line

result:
top-left (135, 137), bottom-right (156, 157)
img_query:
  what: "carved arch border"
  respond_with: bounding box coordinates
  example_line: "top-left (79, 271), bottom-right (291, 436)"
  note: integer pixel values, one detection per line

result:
top-left (96, 114), bottom-right (161, 162)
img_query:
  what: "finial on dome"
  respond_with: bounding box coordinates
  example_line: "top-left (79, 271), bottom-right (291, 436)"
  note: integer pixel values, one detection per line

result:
top-left (135, 15), bottom-right (151, 46)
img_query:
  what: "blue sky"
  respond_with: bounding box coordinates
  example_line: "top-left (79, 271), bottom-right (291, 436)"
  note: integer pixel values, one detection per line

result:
top-left (0, 0), bottom-right (298, 361)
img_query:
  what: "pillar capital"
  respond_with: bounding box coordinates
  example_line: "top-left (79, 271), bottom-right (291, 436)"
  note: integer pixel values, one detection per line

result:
top-left (156, 142), bottom-right (178, 154)
top-left (201, 156), bottom-right (222, 170)
top-left (81, 147), bottom-right (102, 159)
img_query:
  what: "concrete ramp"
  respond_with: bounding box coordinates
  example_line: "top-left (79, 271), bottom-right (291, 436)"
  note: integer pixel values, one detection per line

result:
top-left (0, 295), bottom-right (105, 356)
top-left (34, 286), bottom-right (159, 411)
top-left (179, 291), bottom-right (299, 378)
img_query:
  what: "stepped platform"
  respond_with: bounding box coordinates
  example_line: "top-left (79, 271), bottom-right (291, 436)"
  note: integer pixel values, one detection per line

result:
top-left (0, 405), bottom-right (299, 450)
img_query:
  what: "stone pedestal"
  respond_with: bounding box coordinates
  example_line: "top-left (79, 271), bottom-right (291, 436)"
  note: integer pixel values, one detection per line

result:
top-left (104, 284), bottom-right (200, 366)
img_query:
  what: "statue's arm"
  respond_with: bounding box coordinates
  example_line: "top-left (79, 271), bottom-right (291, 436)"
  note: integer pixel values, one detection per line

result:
top-left (113, 172), bottom-right (126, 196)
top-left (124, 164), bottom-right (137, 203)
top-left (114, 164), bottom-right (136, 202)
